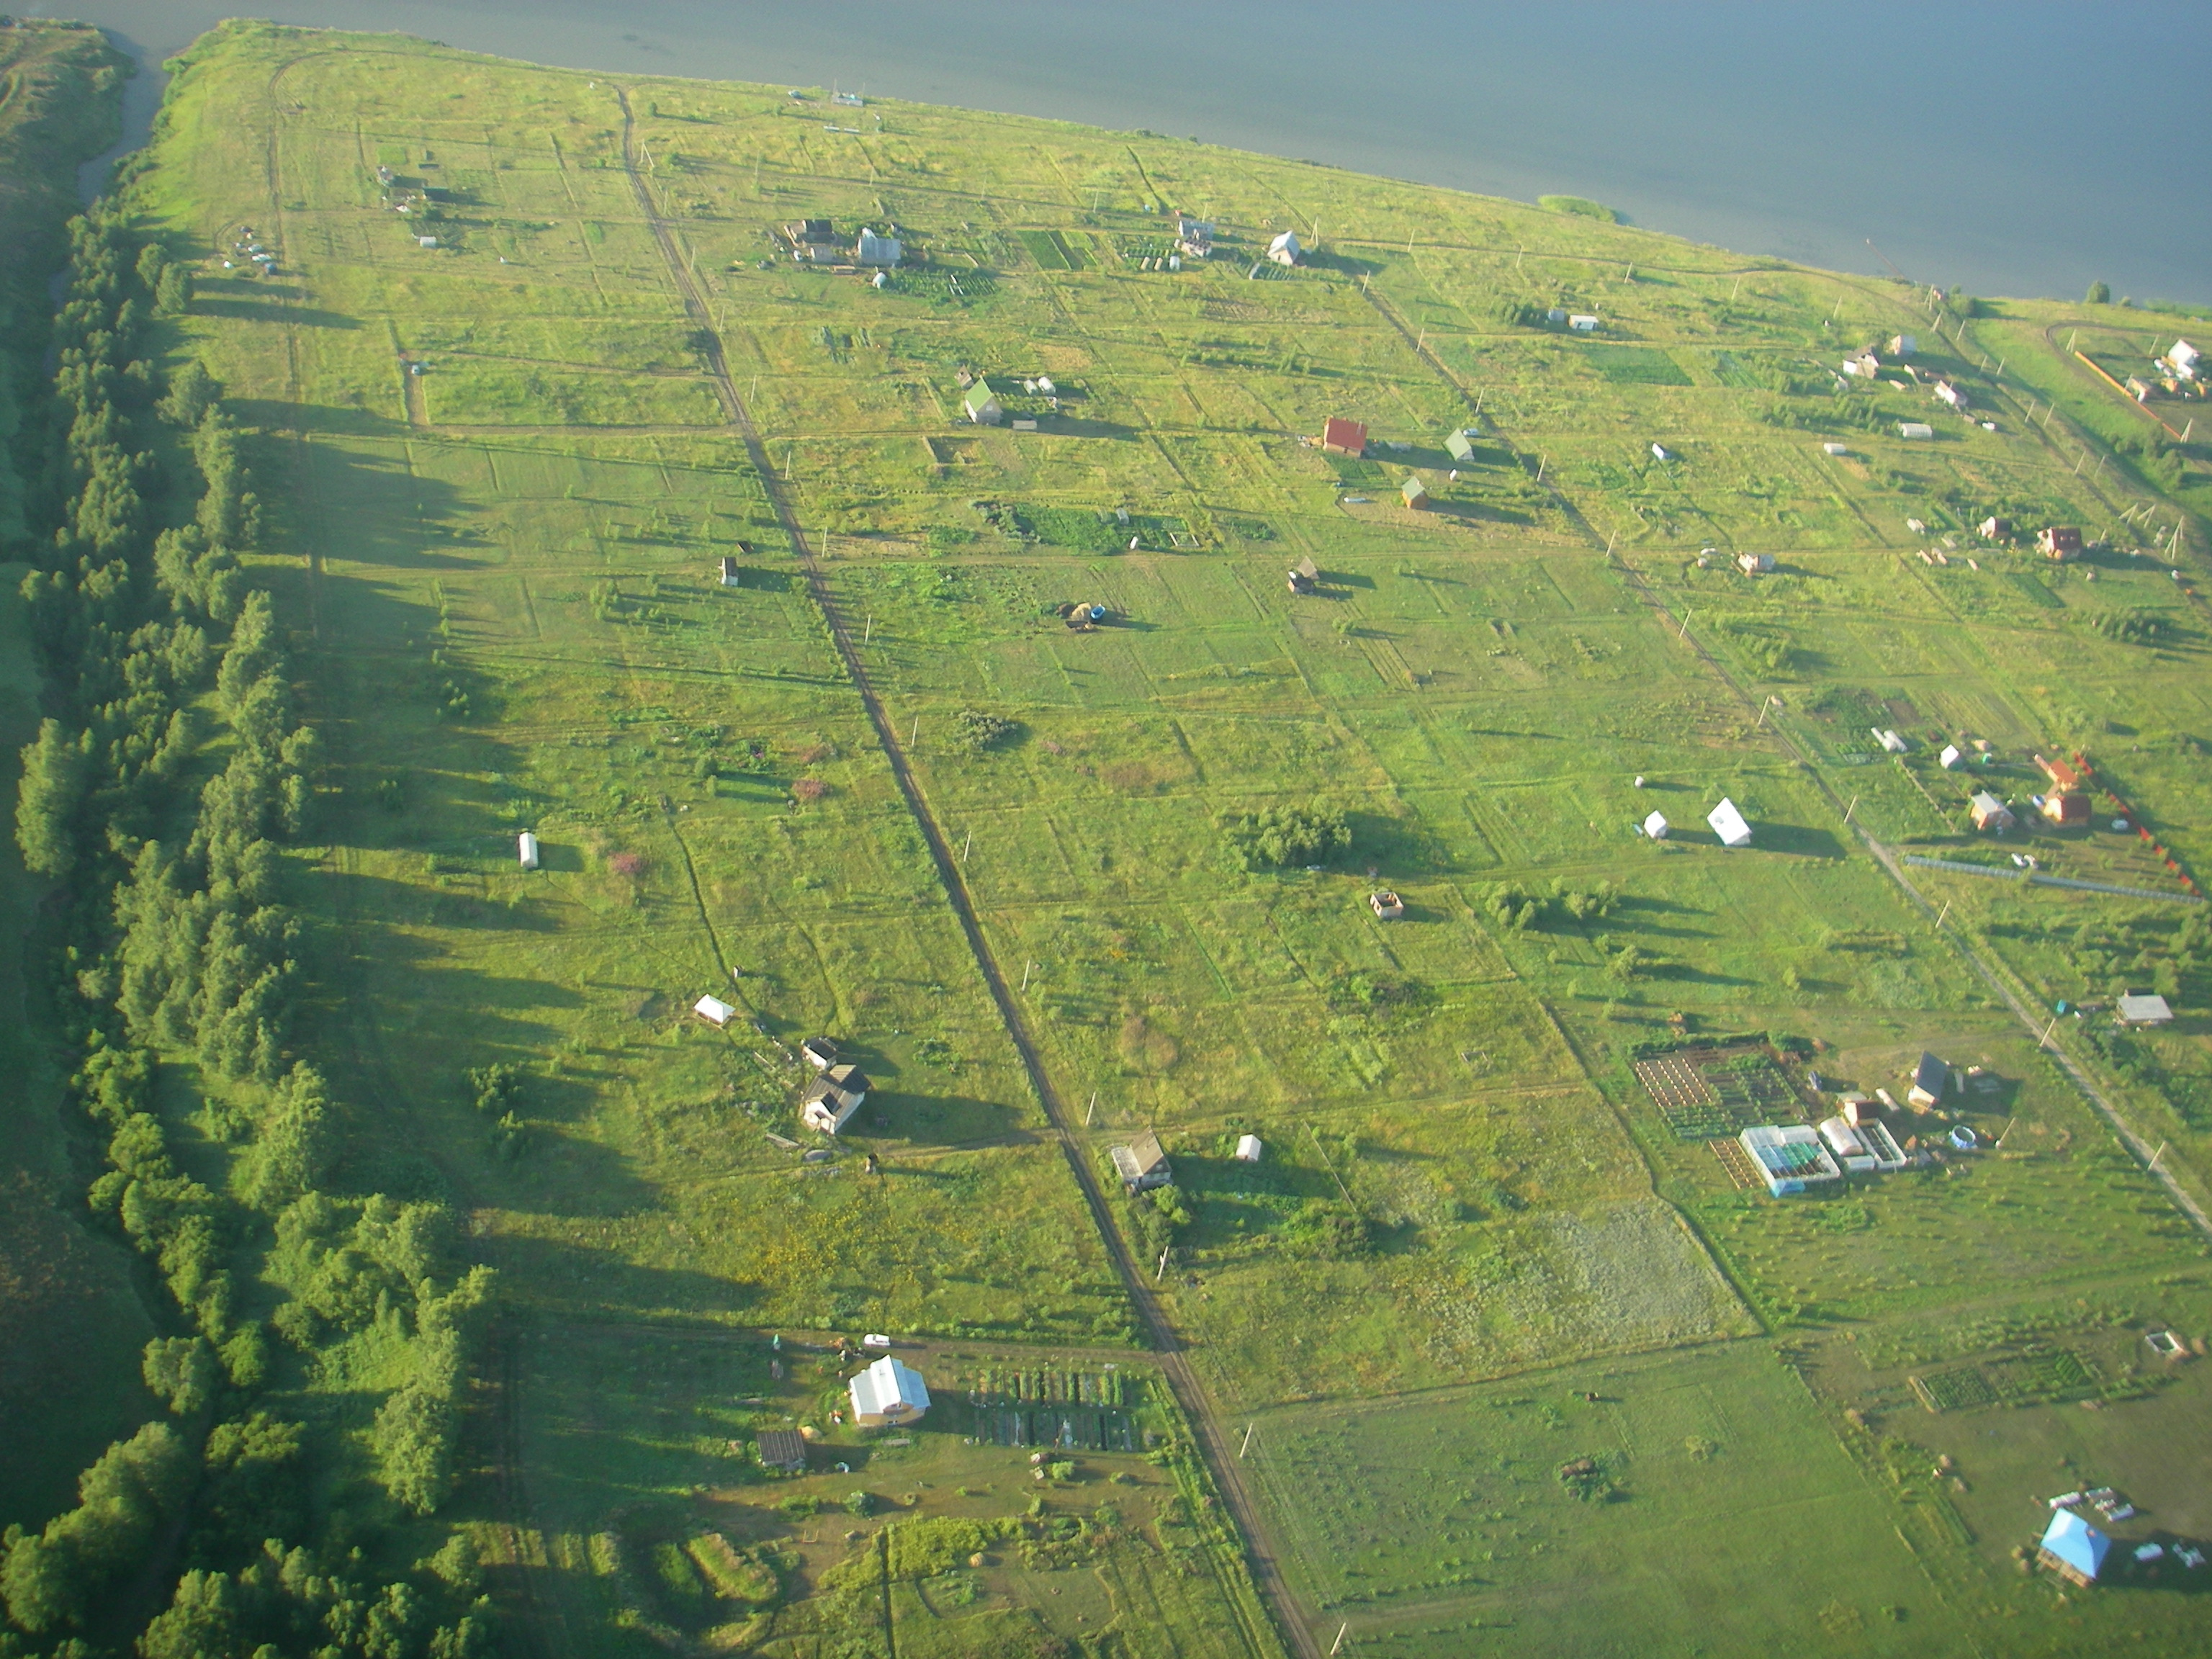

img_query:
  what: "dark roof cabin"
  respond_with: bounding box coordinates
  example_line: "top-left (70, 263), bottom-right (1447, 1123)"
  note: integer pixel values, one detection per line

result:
top-left (1287, 555), bottom-right (1321, 594)
top-left (1909, 1051), bottom-right (1949, 1108)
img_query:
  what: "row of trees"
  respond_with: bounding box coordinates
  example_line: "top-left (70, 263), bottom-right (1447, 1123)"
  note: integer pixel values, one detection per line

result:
top-left (6, 200), bottom-right (493, 1656)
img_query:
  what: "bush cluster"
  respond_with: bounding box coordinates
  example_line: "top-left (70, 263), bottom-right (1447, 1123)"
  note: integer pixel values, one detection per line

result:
top-left (1483, 878), bottom-right (1617, 932)
top-left (1221, 805), bottom-right (1349, 870)
top-left (953, 707), bottom-right (1020, 751)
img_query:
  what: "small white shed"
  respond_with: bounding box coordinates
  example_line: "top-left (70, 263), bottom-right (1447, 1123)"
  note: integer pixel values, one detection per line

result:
top-left (1898, 421), bottom-right (1935, 439)
top-left (1267, 230), bottom-right (1301, 266)
top-left (1642, 810), bottom-right (1669, 840)
top-left (1650, 443), bottom-right (1670, 461)
top-left (693, 995), bottom-right (736, 1028)
top-left (417, 235), bottom-right (439, 248)
top-left (1821, 442), bottom-right (1849, 457)
top-left (517, 832), bottom-right (541, 871)
top-left (1939, 745), bottom-right (1962, 769)
top-left (1568, 314), bottom-right (1599, 332)
top-left (1875, 728), bottom-right (1908, 754)
top-left (1708, 799), bottom-right (1753, 848)
top-left (1235, 1135), bottom-right (1264, 1163)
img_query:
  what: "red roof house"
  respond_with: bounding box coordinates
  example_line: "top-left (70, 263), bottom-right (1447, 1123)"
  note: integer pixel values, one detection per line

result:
top-left (1321, 417), bottom-right (1368, 457)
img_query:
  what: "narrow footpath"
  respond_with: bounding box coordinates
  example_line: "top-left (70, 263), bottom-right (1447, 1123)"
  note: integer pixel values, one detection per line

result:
top-left (613, 89), bottom-right (1311, 1659)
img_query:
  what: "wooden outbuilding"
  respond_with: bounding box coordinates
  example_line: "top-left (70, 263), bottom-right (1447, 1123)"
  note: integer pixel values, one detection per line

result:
top-left (1400, 475), bottom-right (1429, 510)
top-left (756, 1429), bottom-right (807, 1473)
top-left (2037, 526), bottom-right (2082, 561)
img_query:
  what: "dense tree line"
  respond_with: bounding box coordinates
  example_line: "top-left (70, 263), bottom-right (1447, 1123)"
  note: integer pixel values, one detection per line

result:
top-left (6, 202), bottom-right (493, 1657)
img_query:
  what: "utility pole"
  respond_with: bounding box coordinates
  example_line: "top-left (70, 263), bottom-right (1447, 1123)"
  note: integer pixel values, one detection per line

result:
top-left (961, 827), bottom-right (971, 862)
top-left (1934, 899), bottom-right (1951, 931)
top-left (1843, 794), bottom-right (1858, 824)
top-left (1330, 1625), bottom-right (1350, 1657)
top-left (2149, 1141), bottom-right (2170, 1175)
top-left (863, 613), bottom-right (873, 644)
top-left (1155, 1246), bottom-right (1170, 1283)
top-left (1020, 961), bottom-right (1033, 992)
top-left (1085, 1091), bottom-right (1097, 1126)
top-left (1678, 608), bottom-right (1693, 641)
top-left (1239, 1424), bottom-right (1255, 1459)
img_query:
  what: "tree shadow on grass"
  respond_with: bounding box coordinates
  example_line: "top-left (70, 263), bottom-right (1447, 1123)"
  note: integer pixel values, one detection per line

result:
top-left (851, 1088), bottom-right (1028, 1148)
top-left (1424, 498), bottom-right (1536, 527)
top-left (1753, 822), bottom-right (1850, 859)
top-left (192, 295), bottom-right (363, 331)
top-left (485, 1231), bottom-right (763, 1316)
top-left (1346, 809), bottom-right (1450, 876)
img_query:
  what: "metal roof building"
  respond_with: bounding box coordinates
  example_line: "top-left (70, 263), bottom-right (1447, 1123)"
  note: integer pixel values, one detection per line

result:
top-left (848, 1356), bottom-right (931, 1428)
top-left (2038, 1509), bottom-right (2112, 1586)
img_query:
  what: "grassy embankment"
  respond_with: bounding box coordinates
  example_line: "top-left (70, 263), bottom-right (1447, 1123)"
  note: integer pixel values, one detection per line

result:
top-left (0, 16), bottom-right (157, 1531)
top-left (104, 19), bottom-right (2212, 1655)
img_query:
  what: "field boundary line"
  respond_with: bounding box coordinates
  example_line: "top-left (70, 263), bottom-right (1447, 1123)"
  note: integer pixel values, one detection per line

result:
top-left (611, 86), bottom-right (1303, 1659)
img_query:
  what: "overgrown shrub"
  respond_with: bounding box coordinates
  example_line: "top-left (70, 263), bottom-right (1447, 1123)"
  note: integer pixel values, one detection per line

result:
top-left (953, 708), bottom-right (1019, 750)
top-left (1222, 805), bottom-right (1348, 869)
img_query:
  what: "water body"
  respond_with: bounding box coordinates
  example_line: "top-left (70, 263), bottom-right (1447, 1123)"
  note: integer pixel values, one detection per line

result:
top-left (35, 0), bottom-right (2212, 305)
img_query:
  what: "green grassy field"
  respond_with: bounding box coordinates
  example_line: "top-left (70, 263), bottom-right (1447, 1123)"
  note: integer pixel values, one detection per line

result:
top-left (99, 19), bottom-right (2212, 1654)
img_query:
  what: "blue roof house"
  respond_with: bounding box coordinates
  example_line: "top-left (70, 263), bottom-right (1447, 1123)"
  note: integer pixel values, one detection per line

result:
top-left (2038, 1510), bottom-right (2112, 1586)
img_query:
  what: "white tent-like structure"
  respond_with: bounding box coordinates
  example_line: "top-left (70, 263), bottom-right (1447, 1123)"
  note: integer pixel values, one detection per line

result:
top-left (848, 1356), bottom-right (930, 1427)
top-left (1708, 799), bottom-right (1753, 848)
top-left (1642, 811), bottom-right (1668, 840)
top-left (1267, 230), bottom-right (1301, 266)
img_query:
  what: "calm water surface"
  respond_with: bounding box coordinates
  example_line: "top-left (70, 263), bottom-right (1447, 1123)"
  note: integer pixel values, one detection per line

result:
top-left (34, 0), bottom-right (2212, 305)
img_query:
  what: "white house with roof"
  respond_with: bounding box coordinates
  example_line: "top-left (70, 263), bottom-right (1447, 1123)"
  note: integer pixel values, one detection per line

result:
top-left (694, 995), bottom-right (737, 1028)
top-left (1642, 810), bottom-right (1668, 840)
top-left (1267, 230), bottom-right (1302, 266)
top-left (855, 227), bottom-right (902, 266)
top-left (848, 1355), bottom-right (930, 1427)
top-left (1707, 799), bottom-right (1753, 848)
top-left (2167, 339), bottom-right (2200, 379)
